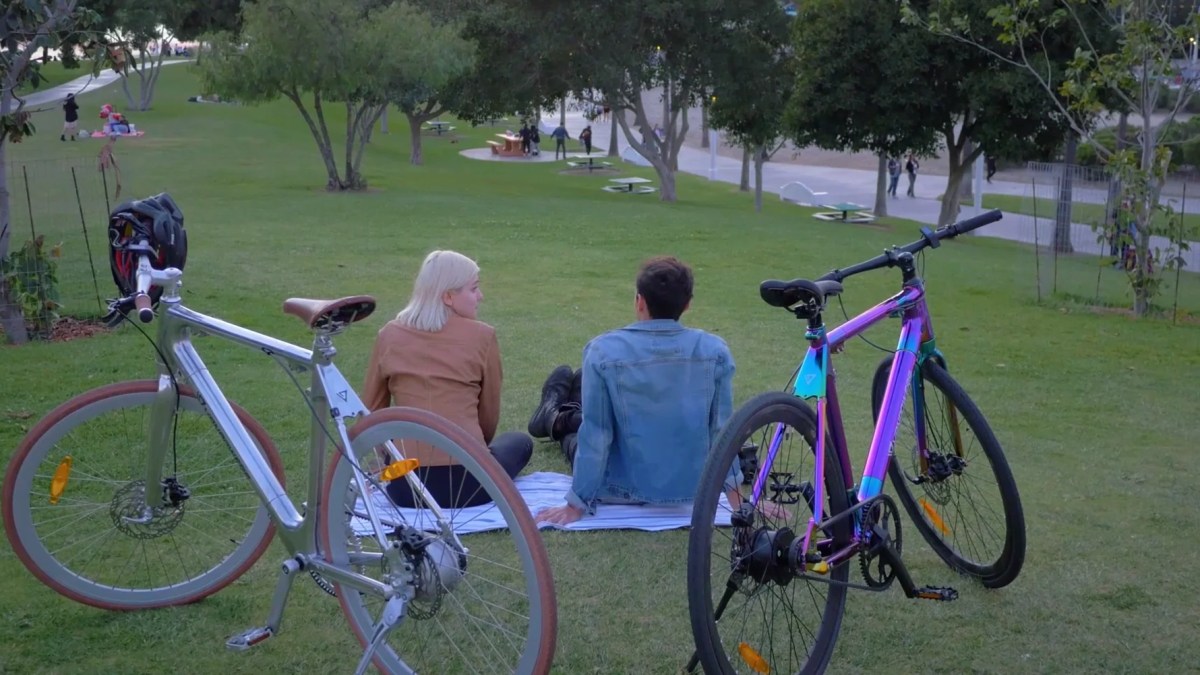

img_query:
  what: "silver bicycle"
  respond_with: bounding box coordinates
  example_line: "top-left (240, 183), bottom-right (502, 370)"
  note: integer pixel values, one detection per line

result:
top-left (3, 248), bottom-right (557, 673)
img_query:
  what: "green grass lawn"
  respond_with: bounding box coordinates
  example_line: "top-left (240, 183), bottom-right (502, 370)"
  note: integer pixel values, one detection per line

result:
top-left (978, 193), bottom-right (1200, 240)
top-left (1, 66), bottom-right (1198, 673)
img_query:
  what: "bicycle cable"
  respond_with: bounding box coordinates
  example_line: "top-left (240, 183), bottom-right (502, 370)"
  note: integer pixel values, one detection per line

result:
top-left (117, 306), bottom-right (183, 476)
top-left (838, 294), bottom-right (894, 355)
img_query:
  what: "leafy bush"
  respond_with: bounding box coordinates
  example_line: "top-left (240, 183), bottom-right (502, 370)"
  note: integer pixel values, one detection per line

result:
top-left (0, 236), bottom-right (62, 339)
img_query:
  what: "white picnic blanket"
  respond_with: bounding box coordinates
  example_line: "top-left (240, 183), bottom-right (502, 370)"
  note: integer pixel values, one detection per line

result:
top-left (353, 471), bottom-right (732, 535)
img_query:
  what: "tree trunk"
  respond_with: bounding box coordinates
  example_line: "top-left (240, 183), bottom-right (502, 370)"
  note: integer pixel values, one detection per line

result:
top-left (613, 87), bottom-right (680, 202)
top-left (608, 105), bottom-right (619, 157)
top-left (283, 89), bottom-right (343, 189)
top-left (753, 144), bottom-right (766, 212)
top-left (958, 139), bottom-right (974, 201)
top-left (740, 147), bottom-right (751, 191)
top-left (380, 106), bottom-right (389, 135)
top-left (875, 154), bottom-right (888, 217)
top-left (700, 104), bottom-right (709, 149)
top-left (1, 71), bottom-right (27, 343)
top-left (1054, 132), bottom-right (1077, 254)
top-left (0, 139), bottom-right (29, 345)
top-left (560, 98), bottom-right (566, 126)
top-left (937, 126), bottom-right (983, 228)
top-left (408, 115), bottom-right (423, 165)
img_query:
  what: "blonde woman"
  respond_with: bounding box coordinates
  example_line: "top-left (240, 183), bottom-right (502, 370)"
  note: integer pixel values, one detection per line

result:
top-left (362, 250), bottom-right (532, 508)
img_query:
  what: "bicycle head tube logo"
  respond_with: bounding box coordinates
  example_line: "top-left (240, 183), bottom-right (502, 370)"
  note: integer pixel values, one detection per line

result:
top-left (792, 346), bottom-right (827, 399)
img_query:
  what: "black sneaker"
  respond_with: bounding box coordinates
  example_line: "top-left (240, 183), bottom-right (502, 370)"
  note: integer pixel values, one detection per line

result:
top-left (528, 365), bottom-right (573, 438)
top-left (568, 367), bottom-right (583, 405)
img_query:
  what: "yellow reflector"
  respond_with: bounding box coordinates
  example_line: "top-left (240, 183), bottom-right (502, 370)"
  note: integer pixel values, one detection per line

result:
top-left (380, 458), bottom-right (419, 481)
top-left (738, 642), bottom-right (770, 674)
top-left (49, 455), bottom-right (73, 505)
top-left (919, 498), bottom-right (950, 535)
top-left (810, 561), bottom-right (829, 575)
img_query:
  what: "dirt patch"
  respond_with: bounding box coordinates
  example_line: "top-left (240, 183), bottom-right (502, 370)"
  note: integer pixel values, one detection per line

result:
top-left (0, 316), bottom-right (110, 345)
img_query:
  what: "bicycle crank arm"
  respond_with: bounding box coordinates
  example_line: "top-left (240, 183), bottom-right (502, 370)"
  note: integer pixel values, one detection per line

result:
top-left (873, 535), bottom-right (958, 601)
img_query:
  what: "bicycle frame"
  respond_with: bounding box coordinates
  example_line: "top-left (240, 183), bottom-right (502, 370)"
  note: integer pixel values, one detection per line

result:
top-left (133, 265), bottom-right (442, 609)
top-left (750, 278), bottom-right (937, 562)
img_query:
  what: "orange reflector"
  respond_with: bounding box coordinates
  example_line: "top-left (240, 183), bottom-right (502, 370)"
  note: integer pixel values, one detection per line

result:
top-left (50, 456), bottom-right (73, 505)
top-left (919, 498), bottom-right (950, 536)
top-left (380, 459), bottom-right (419, 481)
top-left (738, 642), bottom-right (770, 674)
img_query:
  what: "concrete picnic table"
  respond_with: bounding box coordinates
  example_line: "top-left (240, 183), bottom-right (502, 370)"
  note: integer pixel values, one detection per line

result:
top-left (815, 201), bottom-right (875, 223)
top-left (424, 120), bottom-right (453, 135)
top-left (566, 153), bottom-right (612, 171)
top-left (603, 177), bottom-right (656, 194)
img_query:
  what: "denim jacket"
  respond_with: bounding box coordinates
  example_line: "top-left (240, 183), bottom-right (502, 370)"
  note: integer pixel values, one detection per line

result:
top-left (567, 319), bottom-right (738, 514)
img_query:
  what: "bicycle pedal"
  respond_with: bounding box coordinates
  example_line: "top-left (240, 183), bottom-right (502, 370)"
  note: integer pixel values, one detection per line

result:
top-left (226, 626), bottom-right (274, 651)
top-left (914, 586), bottom-right (958, 601)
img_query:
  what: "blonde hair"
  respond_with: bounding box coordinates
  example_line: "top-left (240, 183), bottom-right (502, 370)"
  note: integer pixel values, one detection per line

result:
top-left (396, 250), bottom-right (480, 331)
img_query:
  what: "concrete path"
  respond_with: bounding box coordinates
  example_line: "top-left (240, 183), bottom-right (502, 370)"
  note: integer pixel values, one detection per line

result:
top-left (542, 110), bottom-right (1200, 272)
top-left (5, 59), bottom-right (191, 112)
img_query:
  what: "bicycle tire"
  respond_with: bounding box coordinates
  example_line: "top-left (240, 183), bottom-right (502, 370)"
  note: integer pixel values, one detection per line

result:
top-left (319, 406), bottom-right (557, 675)
top-left (3, 380), bottom-right (284, 609)
top-left (872, 358), bottom-right (1025, 588)
top-left (688, 391), bottom-right (851, 675)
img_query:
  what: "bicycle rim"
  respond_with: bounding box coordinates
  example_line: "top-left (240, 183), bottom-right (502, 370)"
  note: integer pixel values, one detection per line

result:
top-left (689, 392), bottom-right (850, 675)
top-left (874, 359), bottom-right (1025, 587)
top-left (2, 381), bottom-right (282, 609)
top-left (320, 407), bottom-right (556, 675)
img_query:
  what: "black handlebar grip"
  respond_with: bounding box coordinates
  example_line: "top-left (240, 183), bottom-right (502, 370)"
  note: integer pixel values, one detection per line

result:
top-left (949, 209), bottom-right (1003, 236)
top-left (134, 293), bottom-right (154, 323)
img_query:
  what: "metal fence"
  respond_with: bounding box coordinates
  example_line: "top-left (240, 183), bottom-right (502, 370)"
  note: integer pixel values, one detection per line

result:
top-left (1012, 162), bottom-right (1199, 322)
top-left (1, 156), bottom-right (115, 338)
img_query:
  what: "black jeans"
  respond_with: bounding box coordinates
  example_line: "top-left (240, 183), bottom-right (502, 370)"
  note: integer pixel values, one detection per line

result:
top-left (386, 431), bottom-right (533, 509)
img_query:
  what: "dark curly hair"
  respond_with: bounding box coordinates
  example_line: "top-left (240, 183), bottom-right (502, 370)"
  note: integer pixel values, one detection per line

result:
top-left (636, 256), bottom-right (693, 320)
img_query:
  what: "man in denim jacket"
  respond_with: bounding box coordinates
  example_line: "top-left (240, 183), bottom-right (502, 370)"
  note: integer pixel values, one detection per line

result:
top-left (529, 256), bottom-right (740, 526)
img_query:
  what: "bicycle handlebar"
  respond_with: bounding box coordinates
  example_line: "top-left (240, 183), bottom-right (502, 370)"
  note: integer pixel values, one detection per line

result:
top-left (134, 253), bottom-right (156, 323)
top-left (817, 209), bottom-right (1002, 283)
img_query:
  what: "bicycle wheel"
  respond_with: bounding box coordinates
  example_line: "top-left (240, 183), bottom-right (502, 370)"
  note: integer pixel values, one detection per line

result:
top-left (872, 358), bottom-right (1025, 588)
top-left (3, 380), bottom-right (283, 609)
top-left (320, 407), bottom-right (556, 675)
top-left (689, 392), bottom-right (852, 675)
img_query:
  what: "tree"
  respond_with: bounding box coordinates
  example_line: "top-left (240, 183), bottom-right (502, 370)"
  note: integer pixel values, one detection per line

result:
top-left (0, 0), bottom-right (96, 344)
top-left (912, 0), bottom-right (1194, 316)
top-left (708, 7), bottom-right (794, 212)
top-left (792, 0), bottom-right (1068, 228)
top-left (101, 0), bottom-right (190, 112)
top-left (203, 0), bottom-right (470, 191)
top-left (459, 0), bottom-right (787, 202)
top-left (784, 0), bottom-right (941, 218)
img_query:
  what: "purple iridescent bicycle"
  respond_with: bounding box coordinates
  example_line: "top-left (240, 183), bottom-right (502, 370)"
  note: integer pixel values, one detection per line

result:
top-left (687, 210), bottom-right (1026, 674)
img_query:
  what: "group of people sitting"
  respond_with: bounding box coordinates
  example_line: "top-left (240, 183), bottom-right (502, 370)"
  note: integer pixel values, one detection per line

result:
top-left (362, 250), bottom-right (741, 525)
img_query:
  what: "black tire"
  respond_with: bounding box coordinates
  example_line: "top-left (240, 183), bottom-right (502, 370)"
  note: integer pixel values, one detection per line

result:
top-left (688, 392), bottom-right (852, 675)
top-left (872, 358), bottom-right (1025, 588)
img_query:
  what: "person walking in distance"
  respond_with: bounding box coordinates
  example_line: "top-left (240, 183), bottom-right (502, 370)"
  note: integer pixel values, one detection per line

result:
top-left (551, 123), bottom-right (570, 160)
top-left (886, 157), bottom-right (901, 198)
top-left (580, 125), bottom-right (593, 155)
top-left (904, 153), bottom-right (920, 197)
top-left (61, 93), bottom-right (79, 141)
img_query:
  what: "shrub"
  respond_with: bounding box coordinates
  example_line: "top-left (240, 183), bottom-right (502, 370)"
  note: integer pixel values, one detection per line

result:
top-left (0, 236), bottom-right (62, 339)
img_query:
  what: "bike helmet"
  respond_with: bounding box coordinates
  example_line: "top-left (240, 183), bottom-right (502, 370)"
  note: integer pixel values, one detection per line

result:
top-left (107, 192), bottom-right (187, 305)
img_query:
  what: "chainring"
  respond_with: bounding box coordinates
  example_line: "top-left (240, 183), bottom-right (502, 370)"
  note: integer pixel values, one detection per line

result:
top-left (858, 496), bottom-right (902, 588)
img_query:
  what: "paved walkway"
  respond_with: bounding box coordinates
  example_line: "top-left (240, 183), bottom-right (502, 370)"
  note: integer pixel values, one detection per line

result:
top-left (542, 110), bottom-right (1200, 271)
top-left (5, 59), bottom-right (190, 112)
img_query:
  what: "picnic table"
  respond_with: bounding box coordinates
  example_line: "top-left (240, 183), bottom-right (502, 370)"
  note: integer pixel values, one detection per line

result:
top-left (566, 153), bottom-right (613, 171)
top-left (814, 201), bottom-right (875, 223)
top-left (424, 120), bottom-right (455, 135)
top-left (487, 133), bottom-right (526, 157)
top-left (603, 177), bottom-right (656, 194)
